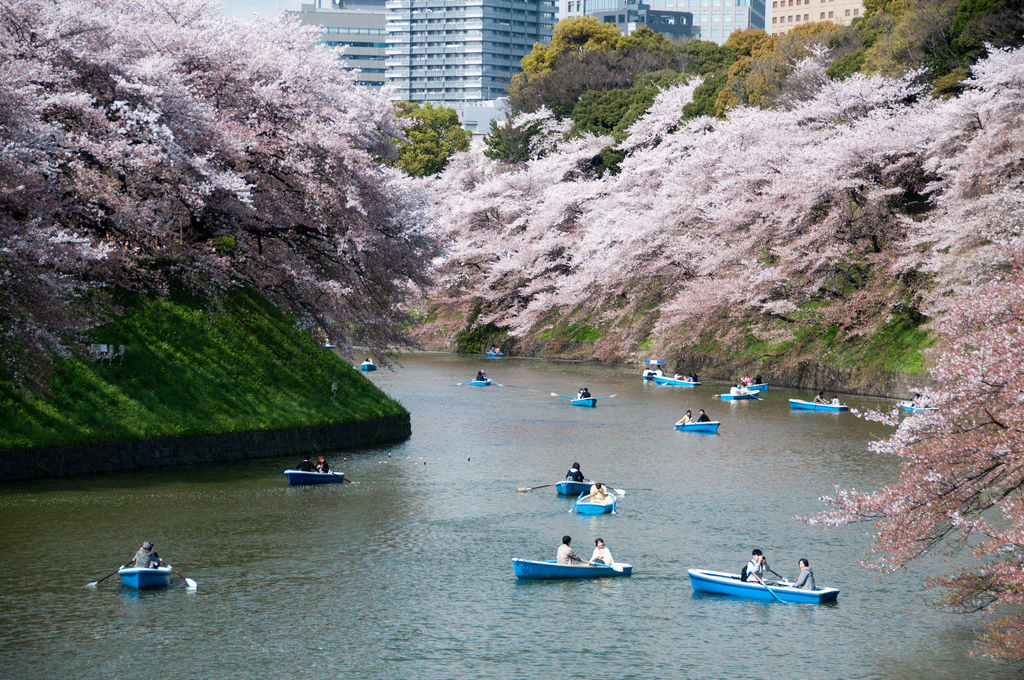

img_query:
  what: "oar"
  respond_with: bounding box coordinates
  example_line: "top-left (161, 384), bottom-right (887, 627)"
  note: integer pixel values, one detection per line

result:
top-left (455, 379), bottom-right (473, 386)
top-left (754, 573), bottom-right (784, 603)
top-left (586, 480), bottom-right (626, 496)
top-left (594, 394), bottom-right (617, 401)
top-left (488, 379), bottom-right (504, 387)
top-left (568, 492), bottom-right (585, 514)
top-left (551, 393), bottom-right (573, 400)
top-left (161, 561), bottom-right (197, 590)
top-left (517, 482), bottom-right (558, 493)
top-left (86, 562), bottom-right (133, 587)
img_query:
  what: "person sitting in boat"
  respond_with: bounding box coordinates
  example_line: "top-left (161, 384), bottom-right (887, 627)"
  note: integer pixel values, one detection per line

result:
top-left (131, 541), bottom-right (160, 569)
top-left (743, 549), bottom-right (782, 583)
top-left (475, 370), bottom-right (488, 382)
top-left (690, 372), bottom-right (699, 382)
top-left (590, 538), bottom-right (614, 566)
top-left (673, 373), bottom-right (682, 380)
top-left (830, 395), bottom-right (840, 406)
top-left (697, 409), bottom-right (710, 422)
top-left (361, 358), bottom-right (374, 367)
top-left (676, 409), bottom-right (693, 426)
top-left (577, 387), bottom-right (591, 399)
top-left (741, 375), bottom-right (752, 387)
top-left (754, 374), bottom-right (763, 385)
top-left (297, 455), bottom-right (313, 472)
top-left (813, 391), bottom-right (828, 404)
top-left (315, 455), bottom-right (330, 473)
top-left (794, 558), bottom-right (816, 590)
top-left (565, 463), bottom-right (585, 482)
top-left (557, 536), bottom-right (584, 565)
top-left (590, 482), bottom-right (609, 502)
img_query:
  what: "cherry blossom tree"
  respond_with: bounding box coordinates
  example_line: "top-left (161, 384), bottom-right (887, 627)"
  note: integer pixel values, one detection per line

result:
top-left (808, 246), bottom-right (1024, 661)
top-left (0, 0), bottom-right (434, 383)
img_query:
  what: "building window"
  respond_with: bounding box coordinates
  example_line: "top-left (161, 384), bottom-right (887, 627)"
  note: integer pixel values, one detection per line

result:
top-left (853, 8), bottom-right (858, 14)
top-left (771, 15), bottom-right (776, 22)
top-left (820, 11), bottom-right (824, 17)
top-left (828, 10), bottom-right (832, 16)
top-left (844, 8), bottom-right (849, 15)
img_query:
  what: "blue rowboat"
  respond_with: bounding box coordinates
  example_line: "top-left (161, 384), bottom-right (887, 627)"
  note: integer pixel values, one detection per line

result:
top-left (359, 363), bottom-right (377, 372)
top-left (513, 559), bottom-right (633, 579)
top-left (899, 401), bottom-right (937, 413)
top-left (745, 383), bottom-right (768, 392)
top-left (687, 569), bottom-right (839, 603)
top-left (641, 360), bottom-right (664, 380)
top-left (284, 470), bottom-right (346, 485)
top-left (486, 351), bottom-right (505, 358)
top-left (718, 392), bottom-right (759, 401)
top-left (556, 480), bottom-right (591, 496)
top-left (471, 380), bottom-right (492, 387)
top-left (789, 399), bottom-right (848, 411)
top-left (574, 492), bottom-right (616, 515)
top-left (118, 566), bottom-right (173, 590)
top-left (571, 397), bottom-right (597, 407)
top-left (652, 375), bottom-right (700, 386)
top-left (675, 421), bottom-right (720, 433)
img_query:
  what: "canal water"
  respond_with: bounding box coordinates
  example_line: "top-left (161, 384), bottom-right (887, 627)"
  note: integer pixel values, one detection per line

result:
top-left (1, 353), bottom-right (1021, 679)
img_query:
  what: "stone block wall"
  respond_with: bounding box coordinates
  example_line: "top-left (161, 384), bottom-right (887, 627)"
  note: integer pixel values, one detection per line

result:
top-left (0, 414), bottom-right (410, 482)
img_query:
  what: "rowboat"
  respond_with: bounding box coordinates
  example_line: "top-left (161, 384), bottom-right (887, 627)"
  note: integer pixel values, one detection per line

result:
top-left (486, 351), bottom-right (505, 358)
top-left (789, 399), bottom-right (848, 411)
top-left (718, 392), bottom-right (759, 401)
top-left (556, 480), bottom-right (592, 496)
top-left (472, 379), bottom-right (492, 387)
top-left (675, 420), bottom-right (720, 433)
top-left (359, 363), bottom-right (377, 372)
top-left (574, 492), bottom-right (617, 515)
top-left (687, 569), bottom-right (839, 603)
top-left (571, 397), bottom-right (597, 407)
top-left (513, 559), bottom-right (633, 579)
top-left (118, 566), bottom-right (173, 590)
top-left (284, 470), bottom-right (346, 485)
top-left (652, 375), bottom-right (700, 386)
top-left (899, 401), bottom-right (938, 413)
top-left (744, 383), bottom-right (768, 392)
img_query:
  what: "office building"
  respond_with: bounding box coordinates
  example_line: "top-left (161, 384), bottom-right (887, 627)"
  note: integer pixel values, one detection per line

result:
top-left (589, 0), bottom-right (694, 41)
top-left (561, 0), bottom-right (762, 45)
top-left (385, 0), bottom-right (557, 108)
top-left (292, 0), bottom-right (388, 89)
top-left (768, 0), bottom-right (863, 34)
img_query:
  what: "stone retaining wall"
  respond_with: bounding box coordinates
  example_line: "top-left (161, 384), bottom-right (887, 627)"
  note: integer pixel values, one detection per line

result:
top-left (0, 414), bottom-right (410, 482)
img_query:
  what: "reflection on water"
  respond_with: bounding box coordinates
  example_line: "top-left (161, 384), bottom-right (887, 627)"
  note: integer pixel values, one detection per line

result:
top-left (1, 353), bottom-right (1020, 679)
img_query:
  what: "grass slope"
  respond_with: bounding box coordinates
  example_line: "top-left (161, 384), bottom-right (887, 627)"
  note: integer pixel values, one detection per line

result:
top-left (0, 287), bottom-right (405, 451)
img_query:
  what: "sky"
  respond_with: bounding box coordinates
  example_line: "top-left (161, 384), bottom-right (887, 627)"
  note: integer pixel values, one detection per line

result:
top-left (218, 0), bottom-right (302, 21)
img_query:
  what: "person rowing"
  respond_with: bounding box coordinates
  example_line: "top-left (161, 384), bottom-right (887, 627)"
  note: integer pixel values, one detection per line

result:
top-left (676, 409), bottom-right (693, 425)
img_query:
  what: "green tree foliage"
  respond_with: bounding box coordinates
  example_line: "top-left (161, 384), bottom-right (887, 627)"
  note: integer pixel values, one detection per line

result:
top-left (390, 102), bottom-right (470, 177)
top-left (483, 113), bottom-right (539, 163)
top-left (551, 15), bottom-right (622, 56)
top-left (572, 69), bottom-right (690, 140)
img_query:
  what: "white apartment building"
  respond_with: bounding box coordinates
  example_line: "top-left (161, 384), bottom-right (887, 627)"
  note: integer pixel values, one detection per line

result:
top-left (385, 0), bottom-right (557, 108)
top-left (292, 0), bottom-right (389, 89)
top-left (768, 0), bottom-right (863, 34)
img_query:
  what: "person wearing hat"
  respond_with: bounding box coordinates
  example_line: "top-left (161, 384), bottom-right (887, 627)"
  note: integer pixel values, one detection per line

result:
top-left (131, 541), bottom-right (160, 569)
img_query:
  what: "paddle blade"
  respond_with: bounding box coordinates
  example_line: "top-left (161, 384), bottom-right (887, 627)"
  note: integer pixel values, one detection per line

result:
top-left (613, 488), bottom-right (626, 496)
top-left (185, 578), bottom-right (198, 590)
top-left (86, 581), bottom-right (98, 587)
top-left (517, 487), bottom-right (529, 493)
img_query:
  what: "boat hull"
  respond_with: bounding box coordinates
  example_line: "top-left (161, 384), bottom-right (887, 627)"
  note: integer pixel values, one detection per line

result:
top-left (359, 364), bottom-right (376, 372)
top-left (899, 401), bottom-right (937, 413)
top-left (687, 569), bottom-right (838, 603)
top-left (119, 566), bottom-right (173, 590)
top-left (471, 380), bottom-right (492, 387)
top-left (675, 421), bottom-right (720, 433)
top-left (513, 559), bottom-right (632, 579)
top-left (744, 383), bottom-right (768, 392)
top-left (789, 399), bottom-right (848, 411)
top-left (485, 351), bottom-right (505, 358)
top-left (652, 376), bottom-right (700, 386)
top-left (575, 492), bottom-right (616, 514)
top-left (556, 480), bottom-right (591, 496)
top-left (570, 398), bottom-right (597, 407)
top-left (718, 393), bottom-right (759, 400)
top-left (284, 470), bottom-right (346, 485)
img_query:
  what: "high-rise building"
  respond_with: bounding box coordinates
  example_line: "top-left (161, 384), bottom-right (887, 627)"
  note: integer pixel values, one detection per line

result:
top-left (561, 0), bottom-right (763, 45)
top-left (385, 0), bottom-right (557, 108)
top-left (588, 0), bottom-right (694, 41)
top-left (768, 0), bottom-right (863, 34)
top-left (291, 1), bottom-right (389, 89)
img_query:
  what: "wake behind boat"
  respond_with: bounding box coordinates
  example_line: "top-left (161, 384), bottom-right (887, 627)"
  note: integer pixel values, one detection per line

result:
top-left (687, 569), bottom-right (839, 603)
top-left (513, 558), bottom-right (632, 579)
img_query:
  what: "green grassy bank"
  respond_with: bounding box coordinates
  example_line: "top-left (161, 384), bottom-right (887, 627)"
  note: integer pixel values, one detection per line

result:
top-left (0, 287), bottom-right (405, 451)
